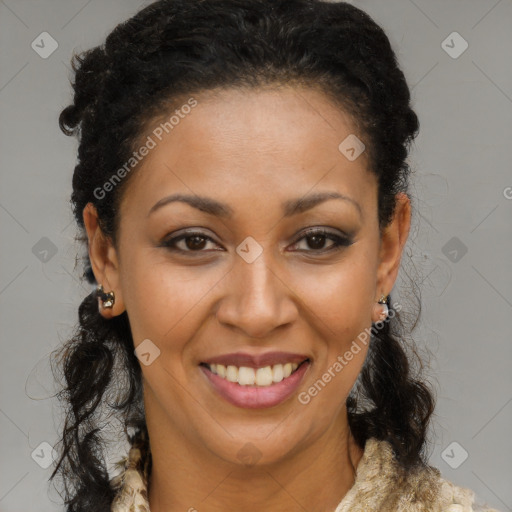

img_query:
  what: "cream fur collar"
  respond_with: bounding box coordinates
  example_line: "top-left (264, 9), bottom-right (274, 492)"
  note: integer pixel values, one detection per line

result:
top-left (109, 435), bottom-right (500, 512)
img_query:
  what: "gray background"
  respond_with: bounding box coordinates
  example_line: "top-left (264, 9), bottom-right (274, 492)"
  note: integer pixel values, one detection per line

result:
top-left (1, 0), bottom-right (511, 511)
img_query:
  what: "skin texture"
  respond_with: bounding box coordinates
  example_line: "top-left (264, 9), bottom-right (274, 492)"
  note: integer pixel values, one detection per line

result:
top-left (83, 85), bottom-right (411, 512)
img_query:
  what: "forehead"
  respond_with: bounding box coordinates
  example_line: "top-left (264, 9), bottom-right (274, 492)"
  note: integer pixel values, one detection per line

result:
top-left (120, 85), bottom-right (375, 218)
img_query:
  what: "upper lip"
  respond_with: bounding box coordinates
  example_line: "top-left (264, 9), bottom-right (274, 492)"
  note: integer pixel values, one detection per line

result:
top-left (201, 351), bottom-right (310, 369)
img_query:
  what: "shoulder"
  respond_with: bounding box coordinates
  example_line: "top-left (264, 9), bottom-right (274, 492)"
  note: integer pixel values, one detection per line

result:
top-left (335, 438), bottom-right (502, 512)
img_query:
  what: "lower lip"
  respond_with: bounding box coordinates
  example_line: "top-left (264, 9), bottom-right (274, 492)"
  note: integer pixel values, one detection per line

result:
top-left (200, 361), bottom-right (311, 409)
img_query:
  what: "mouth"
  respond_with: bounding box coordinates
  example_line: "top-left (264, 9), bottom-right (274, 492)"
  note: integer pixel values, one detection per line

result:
top-left (199, 357), bottom-right (311, 409)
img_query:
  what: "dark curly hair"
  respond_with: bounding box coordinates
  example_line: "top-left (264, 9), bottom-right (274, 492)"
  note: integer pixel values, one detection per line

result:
top-left (50, 1), bottom-right (435, 510)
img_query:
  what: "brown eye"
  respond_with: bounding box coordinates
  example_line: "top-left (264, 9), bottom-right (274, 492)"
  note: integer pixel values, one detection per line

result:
top-left (304, 233), bottom-right (330, 250)
top-left (161, 232), bottom-right (222, 253)
top-left (183, 235), bottom-right (208, 250)
top-left (290, 228), bottom-right (353, 253)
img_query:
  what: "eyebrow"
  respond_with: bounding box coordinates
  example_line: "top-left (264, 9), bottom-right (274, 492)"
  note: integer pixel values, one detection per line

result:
top-left (147, 191), bottom-right (362, 219)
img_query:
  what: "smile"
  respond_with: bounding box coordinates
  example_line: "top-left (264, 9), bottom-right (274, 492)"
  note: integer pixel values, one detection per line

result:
top-left (199, 359), bottom-right (311, 409)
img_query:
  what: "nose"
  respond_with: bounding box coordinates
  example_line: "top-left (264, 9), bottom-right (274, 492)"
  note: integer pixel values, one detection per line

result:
top-left (215, 251), bottom-right (297, 339)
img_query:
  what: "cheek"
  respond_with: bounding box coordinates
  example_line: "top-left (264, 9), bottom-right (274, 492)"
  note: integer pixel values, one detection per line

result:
top-left (288, 250), bottom-right (375, 401)
top-left (288, 251), bottom-right (376, 334)
top-left (119, 247), bottom-right (223, 346)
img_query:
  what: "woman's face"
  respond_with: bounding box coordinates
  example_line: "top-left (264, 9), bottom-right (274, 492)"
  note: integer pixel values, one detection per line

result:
top-left (85, 85), bottom-right (409, 465)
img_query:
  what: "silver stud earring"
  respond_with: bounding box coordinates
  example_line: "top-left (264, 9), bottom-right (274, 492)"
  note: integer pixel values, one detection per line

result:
top-left (376, 294), bottom-right (389, 322)
top-left (96, 284), bottom-right (115, 309)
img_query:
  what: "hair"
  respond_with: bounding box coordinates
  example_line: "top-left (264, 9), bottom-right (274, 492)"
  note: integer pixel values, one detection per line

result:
top-left (50, 0), bottom-right (436, 510)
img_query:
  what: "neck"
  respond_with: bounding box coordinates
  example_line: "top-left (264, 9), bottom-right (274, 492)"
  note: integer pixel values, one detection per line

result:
top-left (146, 405), bottom-right (364, 512)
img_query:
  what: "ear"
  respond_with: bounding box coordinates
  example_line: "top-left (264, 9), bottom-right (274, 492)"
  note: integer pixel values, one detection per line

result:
top-left (82, 202), bottom-right (125, 319)
top-left (375, 192), bottom-right (411, 301)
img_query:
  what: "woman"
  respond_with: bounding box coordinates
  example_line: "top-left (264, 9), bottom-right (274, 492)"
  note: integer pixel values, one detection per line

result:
top-left (50, 1), bottom-right (500, 511)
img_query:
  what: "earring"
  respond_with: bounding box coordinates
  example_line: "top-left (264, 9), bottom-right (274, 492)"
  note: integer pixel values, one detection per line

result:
top-left (96, 284), bottom-right (115, 309)
top-left (374, 294), bottom-right (389, 322)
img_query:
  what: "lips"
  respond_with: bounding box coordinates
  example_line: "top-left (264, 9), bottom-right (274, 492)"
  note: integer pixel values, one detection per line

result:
top-left (200, 359), bottom-right (311, 409)
top-left (201, 351), bottom-right (310, 369)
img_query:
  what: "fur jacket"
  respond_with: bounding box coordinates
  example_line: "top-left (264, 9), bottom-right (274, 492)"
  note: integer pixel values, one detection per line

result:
top-left (109, 434), bottom-right (500, 512)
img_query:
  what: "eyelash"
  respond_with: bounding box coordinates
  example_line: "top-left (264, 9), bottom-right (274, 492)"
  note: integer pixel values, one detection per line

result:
top-left (160, 228), bottom-right (353, 255)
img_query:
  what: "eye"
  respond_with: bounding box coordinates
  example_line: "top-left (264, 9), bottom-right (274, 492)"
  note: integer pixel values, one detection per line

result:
top-left (289, 228), bottom-right (353, 253)
top-left (160, 231), bottom-right (222, 253)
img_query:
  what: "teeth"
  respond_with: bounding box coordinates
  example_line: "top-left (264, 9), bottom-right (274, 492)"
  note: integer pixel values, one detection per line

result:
top-left (226, 365), bottom-right (238, 383)
top-left (273, 363), bottom-right (284, 383)
top-left (207, 362), bottom-right (301, 386)
top-left (216, 364), bottom-right (226, 378)
top-left (239, 366), bottom-right (257, 385)
top-left (255, 366), bottom-right (273, 386)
